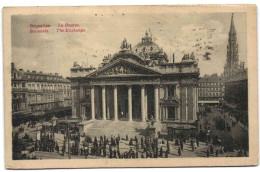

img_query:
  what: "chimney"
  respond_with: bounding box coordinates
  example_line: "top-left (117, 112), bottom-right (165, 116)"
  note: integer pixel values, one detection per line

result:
top-left (55, 73), bottom-right (58, 76)
top-left (19, 69), bottom-right (23, 72)
top-left (32, 70), bottom-right (36, 73)
top-left (27, 70), bottom-right (30, 73)
top-left (130, 44), bottom-right (132, 51)
top-left (39, 71), bottom-right (43, 74)
top-left (172, 53), bottom-right (175, 64)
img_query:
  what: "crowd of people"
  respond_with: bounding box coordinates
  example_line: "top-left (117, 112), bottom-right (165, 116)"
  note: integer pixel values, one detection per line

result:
top-left (18, 120), bottom-right (248, 159)
top-left (48, 133), bottom-right (206, 159)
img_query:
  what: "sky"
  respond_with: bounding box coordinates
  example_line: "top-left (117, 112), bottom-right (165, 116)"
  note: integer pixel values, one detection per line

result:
top-left (11, 12), bottom-right (247, 77)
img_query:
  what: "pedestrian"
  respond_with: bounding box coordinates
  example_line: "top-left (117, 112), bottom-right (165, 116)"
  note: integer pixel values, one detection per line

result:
top-left (216, 149), bottom-right (219, 157)
top-left (62, 144), bottom-right (66, 156)
top-left (165, 149), bottom-right (169, 158)
top-left (196, 136), bottom-right (200, 147)
top-left (160, 146), bottom-right (163, 157)
top-left (207, 148), bottom-right (210, 157)
top-left (103, 148), bottom-right (107, 157)
top-left (113, 150), bottom-right (117, 158)
top-left (141, 153), bottom-right (144, 158)
top-left (178, 147), bottom-right (182, 156)
top-left (117, 149), bottom-right (121, 158)
top-left (210, 145), bottom-right (214, 154)
top-left (129, 138), bottom-right (133, 146)
top-left (166, 140), bottom-right (170, 152)
top-left (126, 134), bottom-right (128, 141)
top-left (180, 139), bottom-right (184, 151)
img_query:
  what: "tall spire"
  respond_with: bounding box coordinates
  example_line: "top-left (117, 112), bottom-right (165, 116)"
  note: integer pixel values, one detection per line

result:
top-left (230, 13), bottom-right (236, 33)
top-left (224, 13), bottom-right (239, 78)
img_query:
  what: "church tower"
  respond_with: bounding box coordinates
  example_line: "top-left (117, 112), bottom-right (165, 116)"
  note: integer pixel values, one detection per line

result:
top-left (224, 13), bottom-right (239, 78)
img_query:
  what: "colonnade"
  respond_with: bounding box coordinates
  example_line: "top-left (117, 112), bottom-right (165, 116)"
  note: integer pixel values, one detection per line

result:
top-left (90, 85), bottom-right (160, 122)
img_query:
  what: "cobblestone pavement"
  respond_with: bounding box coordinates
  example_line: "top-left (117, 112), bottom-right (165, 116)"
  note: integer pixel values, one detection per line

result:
top-left (20, 118), bottom-right (240, 159)
top-left (35, 138), bottom-right (237, 159)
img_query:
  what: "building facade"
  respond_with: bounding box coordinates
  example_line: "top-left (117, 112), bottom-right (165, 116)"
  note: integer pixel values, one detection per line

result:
top-left (223, 13), bottom-right (248, 127)
top-left (69, 32), bottom-right (200, 135)
top-left (11, 63), bottom-right (72, 115)
top-left (224, 69), bottom-right (248, 126)
top-left (198, 74), bottom-right (224, 106)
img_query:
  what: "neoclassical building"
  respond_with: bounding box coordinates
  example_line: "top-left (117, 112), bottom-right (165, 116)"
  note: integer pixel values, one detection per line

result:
top-left (69, 32), bottom-right (200, 133)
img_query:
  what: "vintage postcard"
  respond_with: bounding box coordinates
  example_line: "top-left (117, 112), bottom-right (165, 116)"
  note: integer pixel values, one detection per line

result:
top-left (3, 5), bottom-right (258, 169)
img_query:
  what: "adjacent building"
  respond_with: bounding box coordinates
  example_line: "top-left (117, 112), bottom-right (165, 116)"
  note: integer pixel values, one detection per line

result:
top-left (11, 63), bottom-right (72, 115)
top-left (223, 14), bottom-right (248, 127)
top-left (198, 74), bottom-right (224, 106)
top-left (69, 32), bottom-right (200, 137)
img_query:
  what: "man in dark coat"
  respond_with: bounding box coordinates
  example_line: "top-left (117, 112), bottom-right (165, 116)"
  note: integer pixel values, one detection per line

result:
top-left (216, 149), bottom-right (219, 157)
top-left (166, 140), bottom-right (170, 152)
top-left (178, 147), bottom-right (182, 156)
top-left (103, 148), bottom-right (107, 157)
top-left (196, 136), bottom-right (200, 147)
top-left (129, 138), bottom-right (133, 146)
top-left (160, 146), bottom-right (163, 157)
top-left (141, 153), bottom-right (144, 158)
top-left (62, 144), bottom-right (66, 156)
top-left (207, 148), bottom-right (210, 157)
top-left (165, 149), bottom-right (169, 158)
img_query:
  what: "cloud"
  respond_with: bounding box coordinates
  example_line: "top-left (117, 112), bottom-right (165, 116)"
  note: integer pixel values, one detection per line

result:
top-left (11, 13), bottom-right (247, 77)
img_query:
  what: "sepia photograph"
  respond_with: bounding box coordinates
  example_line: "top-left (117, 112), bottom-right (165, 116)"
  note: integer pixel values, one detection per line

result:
top-left (3, 5), bottom-right (258, 168)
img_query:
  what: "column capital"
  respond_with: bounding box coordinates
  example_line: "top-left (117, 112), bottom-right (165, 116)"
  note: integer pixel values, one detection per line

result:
top-left (113, 85), bottom-right (117, 89)
top-left (127, 84), bottom-right (132, 89)
top-left (153, 84), bottom-right (160, 89)
top-left (101, 85), bottom-right (106, 89)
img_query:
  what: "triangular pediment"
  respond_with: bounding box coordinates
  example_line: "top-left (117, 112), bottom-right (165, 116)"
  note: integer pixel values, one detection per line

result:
top-left (86, 59), bottom-right (161, 78)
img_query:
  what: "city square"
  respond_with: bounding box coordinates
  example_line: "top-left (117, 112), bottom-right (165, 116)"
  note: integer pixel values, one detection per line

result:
top-left (11, 12), bottom-right (248, 160)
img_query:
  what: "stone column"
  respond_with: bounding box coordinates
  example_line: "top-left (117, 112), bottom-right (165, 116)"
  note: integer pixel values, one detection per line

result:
top-left (193, 87), bottom-right (196, 120)
top-left (79, 86), bottom-right (84, 99)
top-left (176, 84), bottom-right (181, 121)
top-left (91, 86), bottom-right (95, 120)
top-left (185, 87), bottom-right (188, 121)
top-left (113, 86), bottom-right (118, 121)
top-left (141, 85), bottom-right (145, 122)
top-left (154, 85), bottom-right (159, 121)
top-left (71, 89), bottom-right (77, 118)
top-left (164, 85), bottom-right (168, 99)
top-left (128, 85), bottom-right (132, 121)
top-left (102, 86), bottom-right (106, 120)
top-left (81, 105), bottom-right (85, 120)
top-left (145, 88), bottom-right (148, 119)
top-left (165, 107), bottom-right (168, 120)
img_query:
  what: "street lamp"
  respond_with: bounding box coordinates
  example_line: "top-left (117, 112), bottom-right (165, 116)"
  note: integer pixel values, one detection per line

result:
top-left (65, 116), bottom-right (71, 159)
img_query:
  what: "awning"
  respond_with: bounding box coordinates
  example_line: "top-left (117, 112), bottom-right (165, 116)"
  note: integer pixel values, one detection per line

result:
top-left (198, 100), bottom-right (219, 104)
top-left (167, 123), bottom-right (196, 130)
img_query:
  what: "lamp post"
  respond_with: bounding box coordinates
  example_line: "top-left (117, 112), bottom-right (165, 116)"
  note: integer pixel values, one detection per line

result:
top-left (65, 117), bottom-right (71, 159)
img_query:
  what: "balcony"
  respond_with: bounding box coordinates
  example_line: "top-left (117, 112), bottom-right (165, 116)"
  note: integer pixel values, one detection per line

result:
top-left (12, 87), bottom-right (28, 92)
top-left (28, 89), bottom-right (43, 93)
